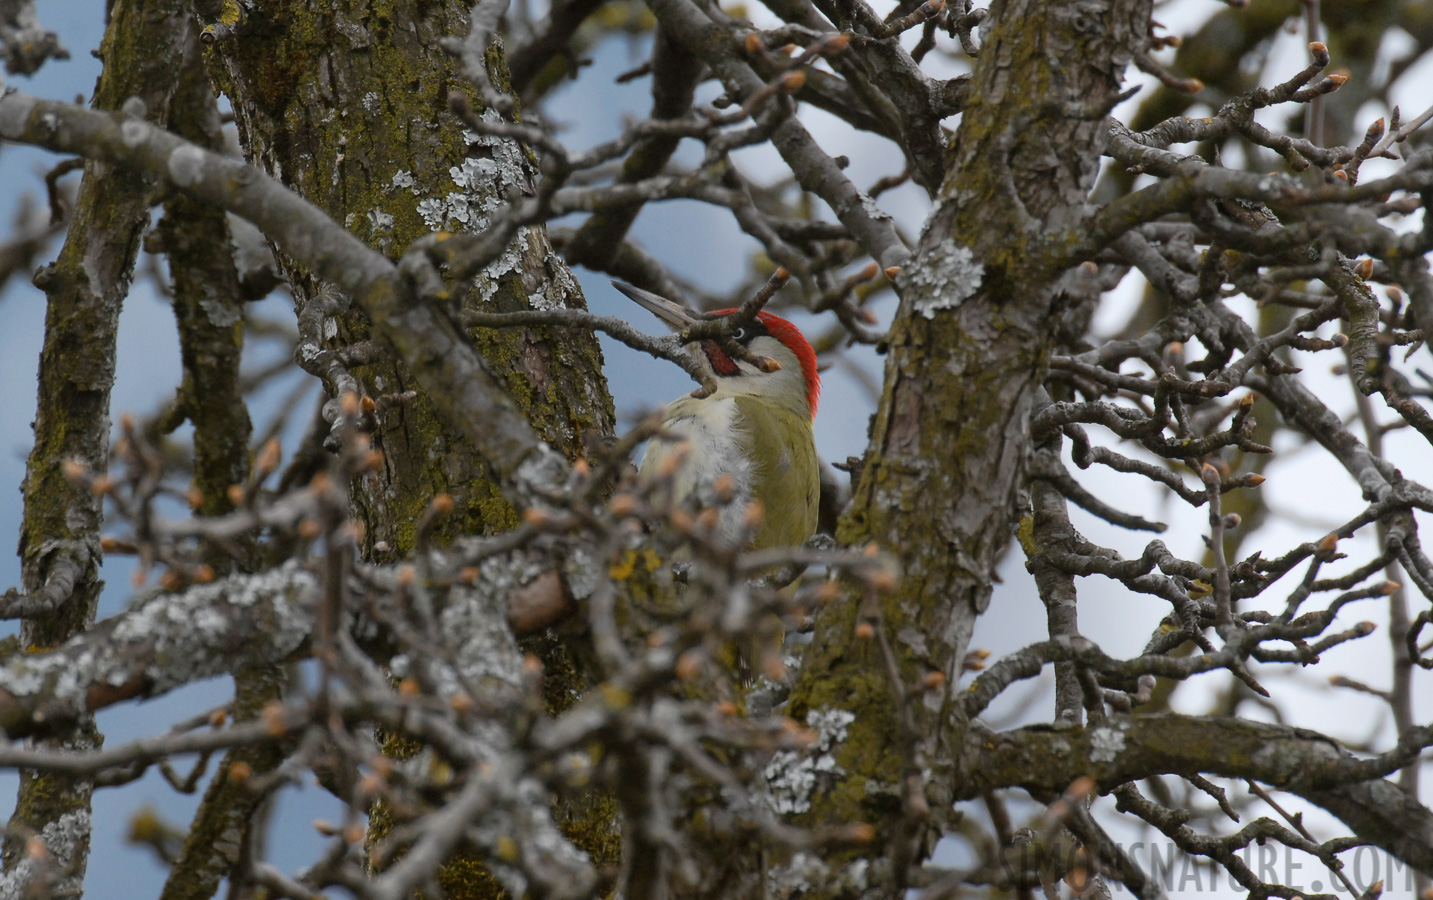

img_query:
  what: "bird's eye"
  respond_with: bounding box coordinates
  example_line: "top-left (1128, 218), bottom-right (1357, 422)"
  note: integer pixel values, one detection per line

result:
top-left (730, 326), bottom-right (748, 341)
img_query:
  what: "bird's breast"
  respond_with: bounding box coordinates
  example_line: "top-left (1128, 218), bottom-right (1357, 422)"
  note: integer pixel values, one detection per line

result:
top-left (638, 394), bottom-right (818, 550)
top-left (639, 396), bottom-right (756, 547)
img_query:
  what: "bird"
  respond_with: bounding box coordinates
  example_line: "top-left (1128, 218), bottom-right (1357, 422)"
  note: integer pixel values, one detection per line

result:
top-left (612, 281), bottom-right (821, 554)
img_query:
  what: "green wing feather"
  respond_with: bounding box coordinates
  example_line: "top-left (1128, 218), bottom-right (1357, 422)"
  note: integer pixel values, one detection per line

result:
top-left (733, 397), bottom-right (819, 550)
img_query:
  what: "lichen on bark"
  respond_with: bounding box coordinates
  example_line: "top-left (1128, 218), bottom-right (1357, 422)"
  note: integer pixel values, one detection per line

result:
top-left (193, 3), bottom-right (616, 895)
top-left (784, 0), bottom-right (1153, 885)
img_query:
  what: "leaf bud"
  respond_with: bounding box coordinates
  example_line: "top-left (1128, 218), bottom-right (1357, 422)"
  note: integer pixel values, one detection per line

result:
top-left (761, 650), bottom-right (787, 682)
top-left (256, 438), bottom-right (281, 477)
top-left (262, 701), bottom-right (288, 735)
top-left (658, 443), bottom-right (690, 477)
top-left (676, 650), bottom-right (704, 680)
top-left (742, 499), bottom-right (765, 529)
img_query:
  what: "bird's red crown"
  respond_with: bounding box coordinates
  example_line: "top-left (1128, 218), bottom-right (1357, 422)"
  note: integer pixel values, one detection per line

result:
top-left (710, 309), bottom-right (821, 420)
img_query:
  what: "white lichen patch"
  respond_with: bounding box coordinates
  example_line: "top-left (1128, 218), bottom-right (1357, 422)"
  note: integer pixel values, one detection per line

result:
top-left (366, 208), bottom-right (394, 233)
top-left (1089, 720), bottom-right (1128, 763)
top-left (859, 190), bottom-right (892, 222)
top-left (439, 575), bottom-right (524, 689)
top-left (390, 169), bottom-right (416, 191)
top-left (411, 110), bottom-right (530, 236)
top-left (0, 562), bottom-right (318, 715)
top-left (763, 707), bottom-right (856, 814)
top-left (904, 241), bottom-right (984, 319)
top-left (362, 91), bottom-right (381, 112)
top-left (403, 109), bottom-right (575, 310)
top-left (562, 544), bottom-right (601, 601)
top-left (166, 144), bottom-right (207, 187)
top-left (199, 289), bottom-right (242, 327)
top-left (514, 445), bottom-right (567, 504)
top-left (534, 263), bottom-right (580, 311)
top-left (415, 197), bottom-right (450, 229)
top-left (768, 852), bottom-right (870, 896)
top-left (120, 118), bottom-right (147, 148)
top-left (0, 808), bottom-right (90, 900)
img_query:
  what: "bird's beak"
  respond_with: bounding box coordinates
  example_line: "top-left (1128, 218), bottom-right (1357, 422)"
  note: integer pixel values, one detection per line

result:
top-left (612, 281), bottom-right (700, 332)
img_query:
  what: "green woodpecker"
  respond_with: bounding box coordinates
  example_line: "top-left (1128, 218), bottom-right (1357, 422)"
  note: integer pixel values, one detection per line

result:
top-left (614, 282), bottom-right (821, 551)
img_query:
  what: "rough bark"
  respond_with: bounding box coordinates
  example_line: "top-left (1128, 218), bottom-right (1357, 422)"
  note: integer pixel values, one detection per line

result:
top-left (192, 3), bottom-right (617, 895)
top-left (786, 0), bottom-right (1152, 878)
top-left (147, 11), bottom-right (278, 897)
top-left (964, 713), bottom-right (1433, 874)
top-left (2, 0), bottom-right (197, 894)
top-left (195, 0), bottom-right (614, 553)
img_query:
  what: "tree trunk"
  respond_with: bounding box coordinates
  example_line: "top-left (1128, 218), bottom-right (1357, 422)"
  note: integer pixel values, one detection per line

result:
top-left (5, 0), bottom-right (202, 893)
top-left (192, 2), bottom-right (616, 895)
top-left (196, 0), bottom-right (613, 551)
top-left (787, 0), bottom-right (1151, 886)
